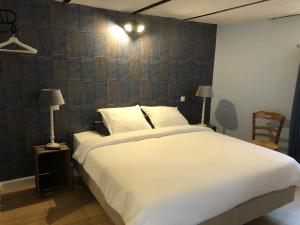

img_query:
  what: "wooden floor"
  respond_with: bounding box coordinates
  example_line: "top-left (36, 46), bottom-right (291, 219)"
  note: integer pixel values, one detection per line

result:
top-left (1, 180), bottom-right (299, 225)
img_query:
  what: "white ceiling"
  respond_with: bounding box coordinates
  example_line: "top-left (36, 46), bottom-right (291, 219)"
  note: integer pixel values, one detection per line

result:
top-left (70, 0), bottom-right (300, 24)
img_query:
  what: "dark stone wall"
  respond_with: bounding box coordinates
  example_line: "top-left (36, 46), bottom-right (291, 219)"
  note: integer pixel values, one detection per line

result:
top-left (0, 0), bottom-right (216, 181)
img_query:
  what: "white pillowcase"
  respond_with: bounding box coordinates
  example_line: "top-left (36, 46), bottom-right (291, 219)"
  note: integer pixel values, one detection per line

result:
top-left (141, 106), bottom-right (189, 128)
top-left (97, 105), bottom-right (152, 134)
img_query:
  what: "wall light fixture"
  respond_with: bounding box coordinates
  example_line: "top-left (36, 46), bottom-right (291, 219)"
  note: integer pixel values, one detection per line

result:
top-left (123, 22), bottom-right (145, 34)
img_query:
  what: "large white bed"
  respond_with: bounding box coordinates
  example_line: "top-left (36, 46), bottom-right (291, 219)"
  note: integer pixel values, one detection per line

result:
top-left (73, 125), bottom-right (300, 225)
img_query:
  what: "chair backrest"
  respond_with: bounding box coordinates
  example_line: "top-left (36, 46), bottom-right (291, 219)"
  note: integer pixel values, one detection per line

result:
top-left (252, 111), bottom-right (285, 144)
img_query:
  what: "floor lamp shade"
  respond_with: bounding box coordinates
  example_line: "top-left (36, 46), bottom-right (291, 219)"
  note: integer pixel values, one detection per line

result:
top-left (39, 89), bottom-right (65, 148)
top-left (195, 85), bottom-right (213, 125)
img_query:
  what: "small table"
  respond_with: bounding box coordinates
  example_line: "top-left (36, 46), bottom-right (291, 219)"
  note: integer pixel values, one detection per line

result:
top-left (33, 143), bottom-right (72, 196)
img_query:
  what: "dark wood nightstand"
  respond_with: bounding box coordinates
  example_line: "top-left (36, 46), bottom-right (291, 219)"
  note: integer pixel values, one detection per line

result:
top-left (33, 143), bottom-right (72, 196)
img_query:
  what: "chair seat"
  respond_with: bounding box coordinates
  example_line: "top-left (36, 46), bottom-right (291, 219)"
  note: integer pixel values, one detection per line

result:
top-left (250, 140), bottom-right (278, 150)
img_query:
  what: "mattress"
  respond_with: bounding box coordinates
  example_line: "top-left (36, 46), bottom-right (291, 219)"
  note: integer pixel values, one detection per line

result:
top-left (73, 131), bottom-right (102, 150)
top-left (73, 125), bottom-right (300, 225)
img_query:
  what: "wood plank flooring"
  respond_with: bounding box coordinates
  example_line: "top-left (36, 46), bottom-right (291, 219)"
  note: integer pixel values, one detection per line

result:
top-left (1, 180), bottom-right (299, 225)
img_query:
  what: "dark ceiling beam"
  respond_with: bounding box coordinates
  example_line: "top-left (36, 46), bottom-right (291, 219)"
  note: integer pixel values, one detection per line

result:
top-left (270, 13), bottom-right (300, 20)
top-left (184, 0), bottom-right (271, 21)
top-left (131, 0), bottom-right (171, 15)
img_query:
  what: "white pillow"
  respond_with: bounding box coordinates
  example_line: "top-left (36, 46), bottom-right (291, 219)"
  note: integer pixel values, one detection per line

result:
top-left (97, 105), bottom-right (152, 134)
top-left (141, 106), bottom-right (189, 128)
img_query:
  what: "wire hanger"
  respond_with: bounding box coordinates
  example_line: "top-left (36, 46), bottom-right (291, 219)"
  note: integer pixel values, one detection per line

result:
top-left (0, 9), bottom-right (38, 54)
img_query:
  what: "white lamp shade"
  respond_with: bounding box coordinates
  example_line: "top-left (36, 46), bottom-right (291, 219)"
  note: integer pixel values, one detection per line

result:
top-left (39, 89), bottom-right (65, 107)
top-left (195, 85), bottom-right (213, 98)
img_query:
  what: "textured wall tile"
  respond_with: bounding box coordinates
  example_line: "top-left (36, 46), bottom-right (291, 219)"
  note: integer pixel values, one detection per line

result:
top-left (81, 58), bottom-right (94, 81)
top-left (140, 60), bottom-right (150, 80)
top-left (69, 80), bottom-right (82, 106)
top-left (95, 34), bottom-right (106, 57)
top-left (106, 34), bottom-right (118, 58)
top-left (7, 110), bottom-right (24, 136)
top-left (80, 6), bottom-right (93, 32)
top-left (67, 30), bottom-right (81, 57)
top-left (94, 9), bottom-right (106, 34)
top-left (107, 80), bottom-right (120, 103)
top-left (33, 1), bottom-right (50, 28)
top-left (81, 32), bottom-right (94, 57)
top-left (159, 39), bottom-right (170, 61)
top-left (50, 2), bottom-right (66, 29)
top-left (118, 59), bottom-right (129, 81)
top-left (0, 83), bottom-right (6, 110)
top-left (68, 57), bottom-right (81, 80)
top-left (37, 56), bottom-right (53, 82)
top-left (3, 55), bottom-right (20, 82)
top-left (170, 40), bottom-right (179, 60)
top-left (0, 111), bottom-right (7, 137)
top-left (107, 58), bottom-right (118, 80)
top-left (149, 60), bottom-right (159, 81)
top-left (95, 82), bottom-right (107, 105)
top-left (38, 29), bottom-right (52, 56)
top-left (160, 60), bottom-right (168, 81)
top-left (24, 110), bottom-right (39, 132)
top-left (53, 29), bottom-right (67, 55)
top-left (140, 37), bottom-right (151, 60)
top-left (139, 80), bottom-right (149, 101)
top-left (22, 81), bottom-right (39, 109)
top-left (119, 40), bottom-right (129, 60)
top-left (168, 80), bottom-right (177, 99)
top-left (82, 105), bottom-right (95, 129)
top-left (18, 25), bottom-right (38, 49)
top-left (82, 82), bottom-right (95, 104)
top-left (66, 4), bottom-right (80, 29)
top-left (150, 81), bottom-right (159, 100)
top-left (6, 83), bottom-right (22, 110)
top-left (54, 107), bottom-right (69, 131)
top-left (95, 57), bottom-right (107, 81)
top-left (53, 56), bottom-right (67, 81)
top-left (130, 81), bottom-right (139, 103)
top-left (130, 40), bottom-right (140, 60)
top-left (16, 0), bottom-right (33, 25)
top-left (120, 81), bottom-right (130, 103)
top-left (20, 55), bottom-right (37, 81)
top-left (69, 106), bottom-right (82, 130)
top-left (129, 60), bottom-right (139, 81)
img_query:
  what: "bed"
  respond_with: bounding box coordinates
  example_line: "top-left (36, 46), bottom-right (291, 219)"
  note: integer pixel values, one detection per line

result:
top-left (73, 125), bottom-right (300, 225)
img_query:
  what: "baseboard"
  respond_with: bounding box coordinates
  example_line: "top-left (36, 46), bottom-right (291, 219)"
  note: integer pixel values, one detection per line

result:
top-left (0, 176), bottom-right (35, 193)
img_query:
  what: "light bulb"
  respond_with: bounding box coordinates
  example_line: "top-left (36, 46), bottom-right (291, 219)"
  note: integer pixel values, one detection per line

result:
top-left (137, 24), bottom-right (145, 33)
top-left (124, 23), bottom-right (132, 32)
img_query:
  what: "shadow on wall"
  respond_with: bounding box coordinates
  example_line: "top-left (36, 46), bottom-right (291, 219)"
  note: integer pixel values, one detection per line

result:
top-left (215, 99), bottom-right (238, 134)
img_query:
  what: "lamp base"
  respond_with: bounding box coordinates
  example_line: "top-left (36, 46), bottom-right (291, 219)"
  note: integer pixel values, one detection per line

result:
top-left (199, 123), bottom-right (207, 127)
top-left (46, 142), bottom-right (61, 149)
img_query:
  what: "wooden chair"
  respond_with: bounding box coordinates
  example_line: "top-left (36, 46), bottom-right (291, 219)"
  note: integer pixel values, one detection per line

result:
top-left (250, 111), bottom-right (285, 150)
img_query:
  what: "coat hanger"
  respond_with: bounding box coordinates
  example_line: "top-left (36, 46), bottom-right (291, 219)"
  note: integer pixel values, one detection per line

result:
top-left (0, 35), bottom-right (38, 54)
top-left (0, 9), bottom-right (38, 54)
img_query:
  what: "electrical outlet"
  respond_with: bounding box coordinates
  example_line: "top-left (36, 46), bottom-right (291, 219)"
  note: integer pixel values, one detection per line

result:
top-left (180, 96), bottom-right (186, 102)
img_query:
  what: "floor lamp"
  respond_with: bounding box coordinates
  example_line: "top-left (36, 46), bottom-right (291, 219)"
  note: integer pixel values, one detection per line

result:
top-left (195, 85), bottom-right (213, 126)
top-left (39, 89), bottom-right (65, 148)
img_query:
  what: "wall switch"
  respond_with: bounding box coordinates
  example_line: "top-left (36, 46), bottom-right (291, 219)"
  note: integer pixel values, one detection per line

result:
top-left (180, 96), bottom-right (186, 102)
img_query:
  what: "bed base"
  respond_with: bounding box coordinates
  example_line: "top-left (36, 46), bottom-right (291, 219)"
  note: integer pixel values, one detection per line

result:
top-left (76, 163), bottom-right (295, 225)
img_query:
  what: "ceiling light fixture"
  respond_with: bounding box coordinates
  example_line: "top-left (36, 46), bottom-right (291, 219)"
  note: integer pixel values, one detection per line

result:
top-left (137, 24), bottom-right (145, 33)
top-left (123, 22), bottom-right (145, 34)
top-left (124, 23), bottom-right (133, 33)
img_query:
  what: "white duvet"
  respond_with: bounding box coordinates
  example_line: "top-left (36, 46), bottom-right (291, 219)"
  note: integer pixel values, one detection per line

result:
top-left (73, 125), bottom-right (300, 225)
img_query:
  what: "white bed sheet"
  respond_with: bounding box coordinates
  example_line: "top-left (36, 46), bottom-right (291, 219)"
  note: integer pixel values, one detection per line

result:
top-left (73, 125), bottom-right (300, 225)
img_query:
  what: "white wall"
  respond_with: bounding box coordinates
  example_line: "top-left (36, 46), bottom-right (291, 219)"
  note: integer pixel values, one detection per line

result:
top-left (211, 17), bottom-right (300, 152)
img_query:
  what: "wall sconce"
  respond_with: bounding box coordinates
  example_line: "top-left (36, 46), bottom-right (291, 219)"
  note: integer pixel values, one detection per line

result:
top-left (124, 22), bottom-right (145, 34)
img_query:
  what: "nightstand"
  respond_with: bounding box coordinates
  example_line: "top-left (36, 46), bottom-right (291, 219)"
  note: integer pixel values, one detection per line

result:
top-left (33, 143), bottom-right (72, 196)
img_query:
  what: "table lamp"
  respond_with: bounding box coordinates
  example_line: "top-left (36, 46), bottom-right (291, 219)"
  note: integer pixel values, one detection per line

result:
top-left (195, 85), bottom-right (213, 126)
top-left (39, 89), bottom-right (65, 148)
